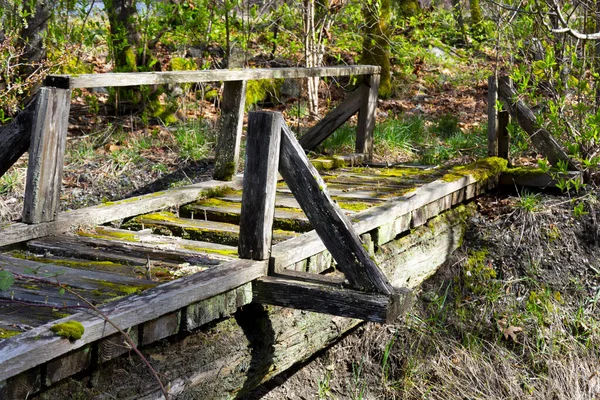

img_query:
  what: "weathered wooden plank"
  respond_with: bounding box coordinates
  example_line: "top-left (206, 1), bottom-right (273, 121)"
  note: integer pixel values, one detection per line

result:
top-left (253, 276), bottom-right (413, 323)
top-left (239, 112), bottom-right (282, 260)
top-left (0, 258), bottom-right (267, 382)
top-left (22, 87), bottom-right (71, 224)
top-left (141, 311), bottom-right (181, 345)
top-left (0, 97), bottom-right (36, 178)
top-left (487, 75), bottom-right (498, 157)
top-left (45, 345), bottom-right (92, 385)
top-left (129, 211), bottom-right (298, 245)
top-left (0, 368), bottom-right (41, 399)
top-left (28, 234), bottom-right (224, 268)
top-left (0, 304), bottom-right (73, 334)
top-left (185, 283), bottom-right (252, 331)
top-left (356, 74), bottom-right (380, 160)
top-left (213, 80), bottom-right (247, 181)
top-left (0, 254), bottom-right (156, 293)
top-left (499, 170), bottom-right (581, 187)
top-left (498, 110), bottom-right (510, 161)
top-left (0, 179), bottom-right (242, 247)
top-left (181, 199), bottom-right (311, 232)
top-left (82, 226), bottom-right (239, 260)
top-left (279, 123), bottom-right (393, 294)
top-left (497, 76), bottom-right (576, 169)
top-left (298, 88), bottom-right (363, 150)
top-left (44, 66), bottom-right (381, 89)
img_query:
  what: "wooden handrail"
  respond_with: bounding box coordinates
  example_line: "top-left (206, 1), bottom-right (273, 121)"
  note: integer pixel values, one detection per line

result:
top-left (44, 65), bottom-right (381, 89)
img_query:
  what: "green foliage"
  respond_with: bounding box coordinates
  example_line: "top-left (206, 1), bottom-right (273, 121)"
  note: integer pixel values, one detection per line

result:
top-left (173, 119), bottom-right (214, 161)
top-left (50, 321), bottom-right (85, 341)
top-left (0, 271), bottom-right (15, 291)
top-left (516, 190), bottom-right (542, 213)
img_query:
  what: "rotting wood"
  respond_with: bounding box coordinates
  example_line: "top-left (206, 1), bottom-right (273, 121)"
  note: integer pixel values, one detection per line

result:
top-left (356, 74), bottom-right (380, 160)
top-left (44, 66), bottom-right (381, 89)
top-left (298, 88), bottom-right (363, 151)
top-left (487, 75), bottom-right (498, 157)
top-left (279, 122), bottom-right (393, 294)
top-left (0, 179), bottom-right (242, 247)
top-left (253, 276), bottom-right (413, 323)
top-left (0, 258), bottom-right (267, 382)
top-left (239, 112), bottom-right (282, 260)
top-left (0, 97), bottom-right (36, 178)
top-left (497, 76), bottom-right (576, 169)
top-left (24, 206), bottom-right (468, 399)
top-left (213, 80), bottom-right (247, 181)
top-left (22, 87), bottom-right (71, 224)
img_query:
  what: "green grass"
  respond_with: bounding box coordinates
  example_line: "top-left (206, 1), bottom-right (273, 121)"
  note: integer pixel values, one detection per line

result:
top-left (173, 119), bottom-right (215, 161)
top-left (0, 169), bottom-right (23, 195)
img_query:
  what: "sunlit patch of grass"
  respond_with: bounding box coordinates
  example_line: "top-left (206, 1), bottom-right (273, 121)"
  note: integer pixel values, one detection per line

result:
top-left (172, 119), bottom-right (215, 161)
top-left (0, 169), bottom-right (24, 195)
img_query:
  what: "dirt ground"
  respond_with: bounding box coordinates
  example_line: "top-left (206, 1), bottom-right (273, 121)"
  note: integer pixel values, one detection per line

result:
top-left (242, 190), bottom-right (600, 400)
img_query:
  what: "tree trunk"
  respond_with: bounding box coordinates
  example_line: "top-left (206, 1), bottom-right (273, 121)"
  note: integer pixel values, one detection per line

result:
top-left (105, 0), bottom-right (140, 72)
top-left (304, 0), bottom-right (320, 118)
top-left (361, 0), bottom-right (391, 98)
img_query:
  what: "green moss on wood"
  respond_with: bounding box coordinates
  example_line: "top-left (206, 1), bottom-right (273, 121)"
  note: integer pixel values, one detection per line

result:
top-left (0, 328), bottom-right (21, 339)
top-left (441, 157), bottom-right (508, 182)
top-left (50, 321), bottom-right (85, 341)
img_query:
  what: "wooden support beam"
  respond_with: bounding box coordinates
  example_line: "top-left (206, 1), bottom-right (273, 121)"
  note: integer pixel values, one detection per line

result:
top-left (279, 122), bottom-right (393, 294)
top-left (497, 76), bottom-right (577, 169)
top-left (239, 112), bottom-right (282, 260)
top-left (22, 87), bottom-right (71, 224)
top-left (299, 88), bottom-right (363, 151)
top-left (0, 97), bottom-right (36, 178)
top-left (356, 74), bottom-right (380, 160)
top-left (213, 80), bottom-right (247, 181)
top-left (44, 66), bottom-right (381, 89)
top-left (498, 110), bottom-right (510, 161)
top-left (253, 275), bottom-right (412, 323)
top-left (487, 75), bottom-right (498, 157)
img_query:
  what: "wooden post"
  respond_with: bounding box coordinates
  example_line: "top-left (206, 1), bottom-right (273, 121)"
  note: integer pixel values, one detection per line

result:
top-left (238, 111), bottom-right (282, 260)
top-left (279, 122), bottom-right (393, 295)
top-left (213, 80), bottom-right (247, 181)
top-left (487, 75), bottom-right (498, 157)
top-left (356, 74), bottom-right (380, 160)
top-left (498, 110), bottom-right (510, 161)
top-left (22, 87), bottom-right (71, 224)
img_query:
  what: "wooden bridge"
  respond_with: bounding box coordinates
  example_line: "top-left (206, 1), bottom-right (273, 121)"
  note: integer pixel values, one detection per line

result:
top-left (0, 66), bottom-right (509, 399)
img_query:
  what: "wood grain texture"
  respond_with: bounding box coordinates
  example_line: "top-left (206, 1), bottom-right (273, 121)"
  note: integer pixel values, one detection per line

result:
top-left (22, 87), bottom-right (71, 223)
top-left (0, 178), bottom-right (243, 247)
top-left (44, 66), bottom-right (381, 89)
top-left (498, 110), bottom-right (510, 161)
top-left (279, 123), bottom-right (393, 294)
top-left (487, 75), bottom-right (498, 157)
top-left (0, 259), bottom-right (267, 382)
top-left (0, 97), bottom-right (36, 178)
top-left (238, 112), bottom-right (282, 260)
top-left (213, 80), bottom-right (247, 181)
top-left (356, 74), bottom-right (380, 159)
top-left (298, 88), bottom-right (362, 150)
top-left (253, 276), bottom-right (413, 323)
top-left (271, 174), bottom-right (487, 271)
top-left (497, 76), bottom-right (576, 169)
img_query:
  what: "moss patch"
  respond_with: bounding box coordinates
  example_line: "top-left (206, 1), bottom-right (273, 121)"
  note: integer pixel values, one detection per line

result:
top-left (441, 157), bottom-right (508, 182)
top-left (0, 328), bottom-right (21, 339)
top-left (50, 321), bottom-right (85, 341)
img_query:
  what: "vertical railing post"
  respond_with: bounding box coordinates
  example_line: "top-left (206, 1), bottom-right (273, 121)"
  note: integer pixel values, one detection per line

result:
top-left (498, 110), bottom-right (510, 162)
top-left (238, 111), bottom-right (282, 260)
top-left (22, 86), bottom-right (71, 224)
top-left (487, 75), bottom-right (498, 157)
top-left (213, 80), bottom-right (247, 181)
top-left (356, 73), bottom-right (380, 161)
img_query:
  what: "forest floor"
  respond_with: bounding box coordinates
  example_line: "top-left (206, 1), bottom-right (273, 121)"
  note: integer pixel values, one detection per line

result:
top-left (2, 46), bottom-right (599, 399)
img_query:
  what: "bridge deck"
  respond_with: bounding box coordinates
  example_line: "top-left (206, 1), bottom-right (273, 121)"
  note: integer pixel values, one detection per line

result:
top-left (0, 157), bottom-right (505, 395)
